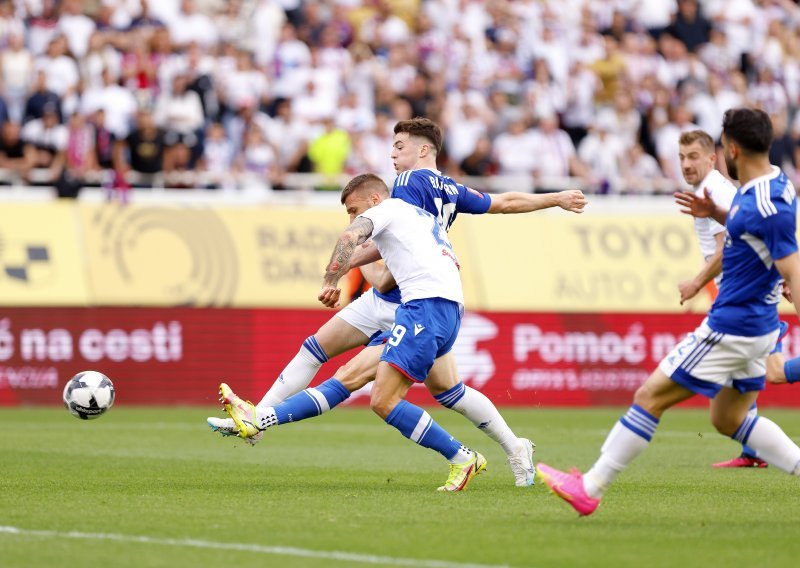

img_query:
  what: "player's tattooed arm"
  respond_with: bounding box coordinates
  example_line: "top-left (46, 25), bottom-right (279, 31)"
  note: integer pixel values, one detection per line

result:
top-left (322, 217), bottom-right (374, 288)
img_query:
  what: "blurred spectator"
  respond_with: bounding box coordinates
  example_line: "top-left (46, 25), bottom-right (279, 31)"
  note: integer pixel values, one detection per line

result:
top-left (114, 109), bottom-right (166, 184)
top-left (620, 142), bottom-right (666, 194)
top-left (21, 103), bottom-right (67, 184)
top-left (168, 0), bottom-right (218, 49)
top-left (307, 115), bottom-right (350, 190)
top-left (154, 71), bottom-right (204, 167)
top-left (23, 69), bottom-right (61, 123)
top-left (768, 111), bottom-right (797, 182)
top-left (89, 109), bottom-right (116, 172)
top-left (83, 32), bottom-right (122, 91)
top-left (530, 112), bottom-right (591, 191)
top-left (460, 135), bottom-right (497, 178)
top-left (239, 126), bottom-right (281, 189)
top-left (35, 35), bottom-right (80, 116)
top-left (26, 0), bottom-right (60, 56)
top-left (81, 67), bottom-right (138, 139)
top-left (1, 31), bottom-right (33, 123)
top-left (0, 120), bottom-right (26, 180)
top-left (590, 36), bottom-right (626, 105)
top-left (58, 112), bottom-right (97, 198)
top-left (667, 0), bottom-right (712, 53)
top-left (198, 121), bottom-right (236, 189)
top-left (0, 0), bottom-right (24, 48)
top-left (263, 97), bottom-right (310, 173)
top-left (58, 0), bottom-right (96, 59)
top-left (492, 118), bottom-right (536, 176)
top-left (577, 114), bottom-right (626, 194)
top-left (129, 0), bottom-right (166, 33)
top-left (654, 103), bottom-right (700, 183)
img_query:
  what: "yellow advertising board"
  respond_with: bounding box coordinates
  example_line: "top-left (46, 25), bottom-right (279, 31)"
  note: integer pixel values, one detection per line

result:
top-left (0, 202), bottom-right (90, 306)
top-left (452, 211), bottom-right (711, 313)
top-left (6, 200), bottom-right (796, 314)
top-left (79, 203), bottom-right (347, 307)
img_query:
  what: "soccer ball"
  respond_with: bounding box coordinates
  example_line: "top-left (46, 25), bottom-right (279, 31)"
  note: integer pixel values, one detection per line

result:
top-left (63, 371), bottom-right (115, 420)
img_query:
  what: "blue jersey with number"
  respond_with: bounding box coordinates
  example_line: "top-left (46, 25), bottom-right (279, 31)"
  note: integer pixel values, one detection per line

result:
top-left (708, 167), bottom-right (797, 336)
top-left (372, 168), bottom-right (491, 303)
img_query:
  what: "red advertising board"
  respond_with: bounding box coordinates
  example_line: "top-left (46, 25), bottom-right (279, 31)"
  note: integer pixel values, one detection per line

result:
top-left (2, 308), bottom-right (800, 407)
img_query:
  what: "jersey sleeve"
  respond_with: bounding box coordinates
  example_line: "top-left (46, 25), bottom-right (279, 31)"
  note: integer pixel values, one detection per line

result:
top-left (455, 182), bottom-right (491, 214)
top-left (755, 198), bottom-right (798, 262)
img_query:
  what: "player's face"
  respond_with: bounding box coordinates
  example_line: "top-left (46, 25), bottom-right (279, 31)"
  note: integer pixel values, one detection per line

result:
top-left (720, 134), bottom-right (738, 180)
top-left (344, 189), bottom-right (377, 222)
top-left (391, 132), bottom-right (423, 173)
top-left (678, 141), bottom-right (715, 186)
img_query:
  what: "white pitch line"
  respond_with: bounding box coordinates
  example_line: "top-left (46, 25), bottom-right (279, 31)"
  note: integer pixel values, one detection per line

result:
top-left (0, 526), bottom-right (510, 568)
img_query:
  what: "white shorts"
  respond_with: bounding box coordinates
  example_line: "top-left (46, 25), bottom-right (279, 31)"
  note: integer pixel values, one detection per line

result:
top-left (658, 318), bottom-right (780, 398)
top-left (335, 289), bottom-right (398, 341)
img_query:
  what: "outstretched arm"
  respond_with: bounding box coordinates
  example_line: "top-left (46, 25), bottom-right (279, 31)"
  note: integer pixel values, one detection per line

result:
top-left (674, 188), bottom-right (728, 225)
top-left (319, 217), bottom-right (374, 308)
top-left (486, 189), bottom-right (587, 214)
top-left (776, 252), bottom-right (800, 320)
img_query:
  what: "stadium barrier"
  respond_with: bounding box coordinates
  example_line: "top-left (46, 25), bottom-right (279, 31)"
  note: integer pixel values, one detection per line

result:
top-left (3, 308), bottom-right (800, 408)
top-left (2, 198), bottom-right (798, 407)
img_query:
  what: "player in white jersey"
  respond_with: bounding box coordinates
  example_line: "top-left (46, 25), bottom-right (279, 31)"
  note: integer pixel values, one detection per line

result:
top-left (676, 129), bottom-right (769, 469)
top-left (224, 174), bottom-right (486, 491)
top-left (210, 118), bottom-right (587, 487)
top-left (538, 108), bottom-right (800, 516)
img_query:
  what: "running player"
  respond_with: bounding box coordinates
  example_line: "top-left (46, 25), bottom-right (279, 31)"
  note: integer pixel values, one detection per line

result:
top-left (676, 129), bottom-right (768, 468)
top-left (538, 108), bottom-right (800, 516)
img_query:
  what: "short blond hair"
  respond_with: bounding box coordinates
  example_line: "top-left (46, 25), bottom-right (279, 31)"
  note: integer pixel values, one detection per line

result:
top-left (678, 130), bottom-right (715, 153)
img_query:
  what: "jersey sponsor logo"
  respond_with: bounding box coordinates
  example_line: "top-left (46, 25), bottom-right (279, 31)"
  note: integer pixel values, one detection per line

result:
top-left (414, 323), bottom-right (425, 336)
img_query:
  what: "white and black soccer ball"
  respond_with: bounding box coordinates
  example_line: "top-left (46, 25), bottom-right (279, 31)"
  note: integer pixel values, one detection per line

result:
top-left (63, 371), bottom-right (115, 420)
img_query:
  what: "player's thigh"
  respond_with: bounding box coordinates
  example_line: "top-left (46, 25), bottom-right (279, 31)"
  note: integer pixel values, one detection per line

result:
top-left (424, 351), bottom-right (459, 396)
top-left (709, 388), bottom-right (759, 436)
top-left (633, 367), bottom-right (696, 417)
top-left (371, 361), bottom-right (414, 418)
top-left (335, 344), bottom-right (383, 392)
top-left (314, 315), bottom-right (371, 357)
top-left (333, 290), bottom-right (397, 343)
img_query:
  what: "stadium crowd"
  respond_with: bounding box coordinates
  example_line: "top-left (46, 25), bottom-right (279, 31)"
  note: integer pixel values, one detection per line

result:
top-left (1, 0), bottom-right (800, 196)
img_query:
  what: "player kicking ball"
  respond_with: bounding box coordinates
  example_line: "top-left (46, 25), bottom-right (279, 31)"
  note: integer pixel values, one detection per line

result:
top-left (221, 173), bottom-right (487, 491)
top-left (538, 108), bottom-right (800, 516)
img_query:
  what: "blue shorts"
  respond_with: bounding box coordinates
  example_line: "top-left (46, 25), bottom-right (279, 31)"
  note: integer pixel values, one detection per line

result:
top-left (380, 298), bottom-right (462, 382)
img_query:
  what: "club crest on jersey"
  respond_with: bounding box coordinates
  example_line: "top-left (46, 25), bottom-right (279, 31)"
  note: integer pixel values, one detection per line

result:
top-left (729, 205), bottom-right (739, 219)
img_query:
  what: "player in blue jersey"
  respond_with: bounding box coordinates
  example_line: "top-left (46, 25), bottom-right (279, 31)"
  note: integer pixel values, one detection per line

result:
top-left (537, 107), bottom-right (800, 516)
top-left (224, 173), bottom-right (486, 490)
top-left (210, 118), bottom-right (587, 488)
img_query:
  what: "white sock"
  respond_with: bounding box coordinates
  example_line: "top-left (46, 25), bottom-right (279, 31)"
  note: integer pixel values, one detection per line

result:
top-left (737, 416), bottom-right (800, 474)
top-left (257, 338), bottom-right (325, 408)
top-left (447, 385), bottom-right (523, 456)
top-left (448, 445), bottom-right (474, 464)
top-left (584, 406), bottom-right (658, 499)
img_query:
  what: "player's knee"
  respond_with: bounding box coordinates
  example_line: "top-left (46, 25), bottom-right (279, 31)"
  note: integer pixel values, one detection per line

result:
top-left (369, 391), bottom-right (393, 419)
top-left (632, 385), bottom-right (659, 415)
top-left (710, 413), bottom-right (743, 437)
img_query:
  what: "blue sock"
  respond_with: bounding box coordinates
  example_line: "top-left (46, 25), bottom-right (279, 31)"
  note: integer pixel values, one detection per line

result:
top-left (259, 378), bottom-right (350, 428)
top-left (740, 403), bottom-right (758, 457)
top-left (433, 381), bottom-right (466, 408)
top-left (785, 357), bottom-right (800, 384)
top-left (385, 400), bottom-right (462, 460)
top-left (732, 414), bottom-right (759, 447)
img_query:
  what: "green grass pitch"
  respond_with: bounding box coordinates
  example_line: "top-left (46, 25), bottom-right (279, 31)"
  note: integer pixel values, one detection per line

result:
top-left (1, 406), bottom-right (799, 568)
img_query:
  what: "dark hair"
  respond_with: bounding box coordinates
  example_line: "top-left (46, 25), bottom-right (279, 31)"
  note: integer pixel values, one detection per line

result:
top-left (340, 173), bottom-right (389, 204)
top-left (393, 117), bottom-right (443, 155)
top-left (721, 108), bottom-right (773, 154)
